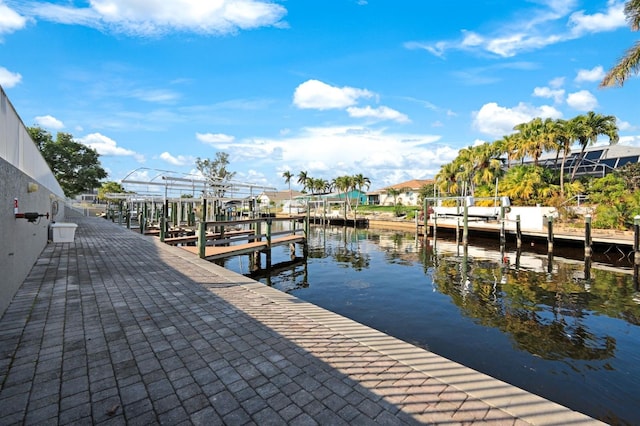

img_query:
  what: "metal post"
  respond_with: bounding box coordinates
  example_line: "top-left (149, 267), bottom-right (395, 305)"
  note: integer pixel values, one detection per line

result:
top-left (160, 217), bottom-right (165, 242)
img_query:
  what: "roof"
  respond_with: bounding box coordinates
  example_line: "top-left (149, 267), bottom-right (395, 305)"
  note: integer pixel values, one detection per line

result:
top-left (369, 179), bottom-right (434, 194)
top-left (258, 190), bottom-right (303, 202)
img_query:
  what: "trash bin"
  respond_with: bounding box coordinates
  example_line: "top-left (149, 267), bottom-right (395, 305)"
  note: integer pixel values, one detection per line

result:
top-left (50, 222), bottom-right (78, 243)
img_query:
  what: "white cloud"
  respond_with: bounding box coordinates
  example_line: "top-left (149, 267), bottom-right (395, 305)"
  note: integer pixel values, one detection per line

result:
top-left (346, 105), bottom-right (410, 123)
top-left (131, 88), bottom-right (180, 103)
top-left (532, 86), bottom-right (565, 104)
top-left (20, 0), bottom-right (287, 36)
top-left (406, 1), bottom-right (627, 58)
top-left (575, 65), bottom-right (605, 83)
top-left (216, 126), bottom-right (449, 185)
top-left (549, 77), bottom-right (565, 88)
top-left (569, 1), bottom-right (626, 35)
top-left (617, 120), bottom-right (635, 131)
top-left (566, 90), bottom-right (598, 111)
top-left (196, 132), bottom-right (235, 145)
top-left (472, 102), bottom-right (562, 137)
top-left (619, 136), bottom-right (640, 147)
top-left (159, 151), bottom-right (195, 166)
top-left (0, 66), bottom-right (22, 88)
top-left (0, 2), bottom-right (27, 37)
top-left (78, 133), bottom-right (145, 162)
top-left (34, 115), bottom-right (64, 130)
top-left (293, 79), bottom-right (374, 110)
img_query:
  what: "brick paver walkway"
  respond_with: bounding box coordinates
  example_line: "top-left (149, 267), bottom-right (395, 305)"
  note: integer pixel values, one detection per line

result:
top-left (0, 217), bottom-right (603, 425)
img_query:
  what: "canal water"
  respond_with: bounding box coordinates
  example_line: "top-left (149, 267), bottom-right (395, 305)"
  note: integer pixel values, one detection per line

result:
top-left (217, 225), bottom-right (640, 425)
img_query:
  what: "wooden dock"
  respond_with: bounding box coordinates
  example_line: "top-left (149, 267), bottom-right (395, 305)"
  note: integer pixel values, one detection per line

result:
top-left (179, 234), bottom-right (306, 260)
top-left (146, 216), bottom-right (309, 265)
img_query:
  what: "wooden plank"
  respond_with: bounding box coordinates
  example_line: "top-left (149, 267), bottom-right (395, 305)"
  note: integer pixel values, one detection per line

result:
top-left (271, 235), bottom-right (305, 246)
top-left (164, 229), bottom-right (255, 245)
top-left (179, 241), bottom-right (268, 259)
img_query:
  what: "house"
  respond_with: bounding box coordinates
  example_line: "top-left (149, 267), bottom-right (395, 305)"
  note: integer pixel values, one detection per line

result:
top-left (256, 190), bottom-right (303, 212)
top-left (367, 179), bottom-right (434, 207)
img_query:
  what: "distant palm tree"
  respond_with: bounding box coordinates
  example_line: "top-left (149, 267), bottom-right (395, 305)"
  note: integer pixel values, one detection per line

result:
top-left (554, 118), bottom-right (578, 197)
top-left (436, 160), bottom-right (462, 196)
top-left (297, 171), bottom-right (309, 192)
top-left (601, 0), bottom-right (640, 87)
top-left (332, 175), bottom-right (353, 218)
top-left (570, 112), bottom-right (619, 181)
top-left (282, 170), bottom-right (293, 214)
top-left (352, 173), bottom-right (371, 216)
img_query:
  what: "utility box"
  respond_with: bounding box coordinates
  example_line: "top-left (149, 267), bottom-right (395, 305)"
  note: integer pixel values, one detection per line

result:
top-left (50, 223), bottom-right (78, 243)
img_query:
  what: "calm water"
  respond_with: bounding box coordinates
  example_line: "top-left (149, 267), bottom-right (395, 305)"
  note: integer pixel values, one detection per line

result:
top-left (218, 225), bottom-right (640, 425)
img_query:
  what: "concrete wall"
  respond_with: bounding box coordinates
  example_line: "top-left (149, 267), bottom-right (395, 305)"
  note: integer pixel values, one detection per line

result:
top-left (0, 85), bottom-right (67, 316)
top-left (0, 159), bottom-right (66, 315)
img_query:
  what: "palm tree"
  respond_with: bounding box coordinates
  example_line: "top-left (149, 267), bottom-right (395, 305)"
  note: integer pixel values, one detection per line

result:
top-left (499, 165), bottom-right (556, 206)
top-left (470, 142), bottom-right (503, 189)
top-left (601, 0), bottom-right (640, 87)
top-left (297, 171), bottom-right (309, 193)
top-left (513, 117), bottom-right (557, 167)
top-left (332, 175), bottom-right (354, 217)
top-left (436, 160), bottom-right (462, 196)
top-left (494, 134), bottom-right (520, 169)
top-left (352, 173), bottom-right (371, 216)
top-left (570, 112), bottom-right (619, 181)
top-left (282, 170), bottom-right (293, 214)
top-left (385, 187), bottom-right (402, 207)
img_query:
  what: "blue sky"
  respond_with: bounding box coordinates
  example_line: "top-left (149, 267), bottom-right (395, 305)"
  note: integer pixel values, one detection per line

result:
top-left (1, 0), bottom-right (638, 192)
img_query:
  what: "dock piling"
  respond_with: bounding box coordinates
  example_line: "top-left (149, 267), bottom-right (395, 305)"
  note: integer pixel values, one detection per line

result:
top-left (584, 215), bottom-right (592, 259)
top-left (547, 215), bottom-right (554, 255)
top-left (516, 215), bottom-right (522, 250)
top-left (634, 216), bottom-right (640, 289)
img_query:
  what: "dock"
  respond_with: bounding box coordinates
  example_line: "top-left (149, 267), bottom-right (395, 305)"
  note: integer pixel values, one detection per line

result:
top-left (0, 216), bottom-right (604, 425)
top-left (141, 216), bottom-right (309, 265)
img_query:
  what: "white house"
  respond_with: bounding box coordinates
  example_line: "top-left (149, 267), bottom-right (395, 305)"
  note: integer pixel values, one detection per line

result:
top-left (367, 179), bottom-right (434, 207)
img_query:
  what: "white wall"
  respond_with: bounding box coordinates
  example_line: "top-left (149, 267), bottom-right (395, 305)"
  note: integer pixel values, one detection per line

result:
top-left (433, 205), bottom-right (556, 231)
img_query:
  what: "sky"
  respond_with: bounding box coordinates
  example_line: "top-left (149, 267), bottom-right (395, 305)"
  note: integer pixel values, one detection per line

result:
top-left (1, 0), bottom-right (639, 194)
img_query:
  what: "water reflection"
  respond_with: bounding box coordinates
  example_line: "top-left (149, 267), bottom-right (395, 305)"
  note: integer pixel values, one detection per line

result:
top-left (220, 225), bottom-right (640, 424)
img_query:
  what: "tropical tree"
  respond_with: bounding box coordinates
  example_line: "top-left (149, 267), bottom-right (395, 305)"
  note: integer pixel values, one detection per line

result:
top-left (332, 175), bottom-right (355, 216)
top-left (297, 170), bottom-right (309, 192)
top-left (29, 126), bottom-right (107, 198)
top-left (569, 112), bottom-right (619, 181)
top-left (435, 160), bottom-right (463, 196)
top-left (554, 118), bottom-right (582, 197)
top-left (499, 165), bottom-right (557, 206)
top-left (601, 0), bottom-right (640, 87)
top-left (494, 133), bottom-right (521, 168)
top-left (384, 187), bottom-right (401, 205)
top-left (352, 173), bottom-right (371, 214)
top-left (282, 170), bottom-right (293, 214)
top-left (513, 117), bottom-right (557, 167)
top-left (470, 142), bottom-right (504, 190)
